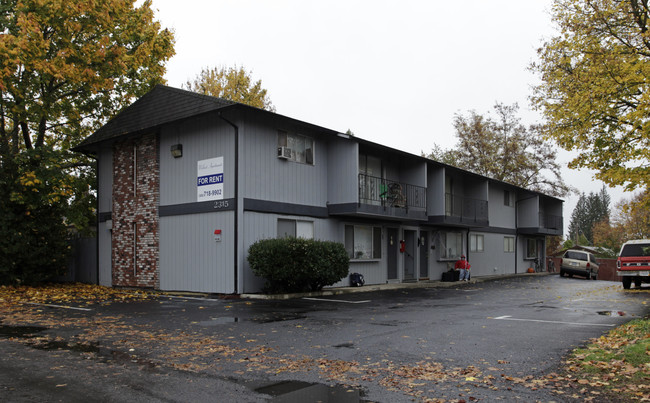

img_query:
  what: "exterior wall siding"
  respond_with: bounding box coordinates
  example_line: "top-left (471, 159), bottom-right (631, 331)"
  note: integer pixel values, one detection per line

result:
top-left (159, 114), bottom-right (236, 206)
top-left (468, 232), bottom-right (516, 276)
top-left (157, 113), bottom-right (237, 293)
top-left (240, 118), bottom-right (329, 207)
top-left (159, 212), bottom-right (235, 293)
top-left (327, 140), bottom-right (358, 205)
top-left (488, 184), bottom-right (516, 228)
top-left (427, 167), bottom-right (445, 216)
top-left (111, 133), bottom-right (160, 288)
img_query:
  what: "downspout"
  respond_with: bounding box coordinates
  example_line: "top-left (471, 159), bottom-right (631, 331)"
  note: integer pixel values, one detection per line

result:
top-left (217, 112), bottom-right (239, 294)
top-left (465, 228), bottom-right (470, 264)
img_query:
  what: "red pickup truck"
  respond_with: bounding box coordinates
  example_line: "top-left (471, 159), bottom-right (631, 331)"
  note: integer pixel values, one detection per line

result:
top-left (617, 239), bottom-right (650, 289)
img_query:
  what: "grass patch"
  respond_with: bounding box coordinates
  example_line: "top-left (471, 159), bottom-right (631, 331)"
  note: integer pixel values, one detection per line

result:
top-left (562, 317), bottom-right (650, 400)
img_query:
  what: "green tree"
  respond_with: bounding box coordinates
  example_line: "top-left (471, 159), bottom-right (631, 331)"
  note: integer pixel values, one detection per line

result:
top-left (183, 66), bottom-right (275, 112)
top-left (568, 185), bottom-right (611, 245)
top-left (531, 0), bottom-right (650, 194)
top-left (0, 0), bottom-right (175, 284)
top-left (424, 103), bottom-right (570, 197)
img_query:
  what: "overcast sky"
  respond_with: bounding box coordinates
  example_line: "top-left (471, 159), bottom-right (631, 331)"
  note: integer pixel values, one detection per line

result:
top-left (150, 0), bottom-right (635, 234)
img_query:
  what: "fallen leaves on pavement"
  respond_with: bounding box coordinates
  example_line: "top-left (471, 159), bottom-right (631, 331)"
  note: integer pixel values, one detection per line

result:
top-left (1, 283), bottom-right (649, 402)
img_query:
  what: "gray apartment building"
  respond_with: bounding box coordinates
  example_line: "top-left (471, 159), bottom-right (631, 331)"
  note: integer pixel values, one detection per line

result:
top-left (74, 85), bottom-right (563, 294)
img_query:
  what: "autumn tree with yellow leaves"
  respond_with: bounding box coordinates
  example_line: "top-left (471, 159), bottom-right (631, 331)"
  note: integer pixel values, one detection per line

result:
top-left (0, 0), bottom-right (175, 283)
top-left (183, 66), bottom-right (275, 112)
top-left (531, 0), bottom-right (650, 196)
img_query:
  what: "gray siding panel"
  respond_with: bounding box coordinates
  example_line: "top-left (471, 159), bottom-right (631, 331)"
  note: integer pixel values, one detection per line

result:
top-left (488, 184), bottom-right (516, 229)
top-left (240, 119), bottom-right (329, 206)
top-left (427, 167), bottom-right (445, 216)
top-left (159, 114), bottom-right (236, 206)
top-left (327, 140), bottom-right (358, 204)
top-left (159, 212), bottom-right (235, 293)
top-left (468, 232), bottom-right (516, 277)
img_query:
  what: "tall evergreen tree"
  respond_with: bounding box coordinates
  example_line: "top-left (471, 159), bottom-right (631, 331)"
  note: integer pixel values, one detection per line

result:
top-left (568, 185), bottom-right (610, 245)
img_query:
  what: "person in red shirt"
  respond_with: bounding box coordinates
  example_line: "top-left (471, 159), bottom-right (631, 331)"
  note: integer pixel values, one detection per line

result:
top-left (455, 254), bottom-right (471, 281)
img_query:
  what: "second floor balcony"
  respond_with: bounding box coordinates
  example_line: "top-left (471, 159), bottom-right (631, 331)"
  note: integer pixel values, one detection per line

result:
top-left (540, 212), bottom-right (563, 231)
top-left (327, 173), bottom-right (427, 220)
top-left (359, 174), bottom-right (426, 210)
top-left (431, 193), bottom-right (489, 226)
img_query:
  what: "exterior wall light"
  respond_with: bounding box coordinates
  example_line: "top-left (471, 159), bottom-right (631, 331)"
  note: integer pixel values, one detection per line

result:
top-left (170, 144), bottom-right (183, 158)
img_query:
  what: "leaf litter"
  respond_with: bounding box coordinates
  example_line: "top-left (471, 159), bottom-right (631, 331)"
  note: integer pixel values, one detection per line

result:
top-left (1, 283), bottom-right (649, 402)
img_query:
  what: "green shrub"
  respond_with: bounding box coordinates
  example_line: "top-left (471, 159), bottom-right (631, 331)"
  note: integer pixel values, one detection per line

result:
top-left (247, 238), bottom-right (349, 294)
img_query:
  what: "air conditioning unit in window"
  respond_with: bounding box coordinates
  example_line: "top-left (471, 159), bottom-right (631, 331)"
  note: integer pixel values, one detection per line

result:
top-left (277, 146), bottom-right (292, 159)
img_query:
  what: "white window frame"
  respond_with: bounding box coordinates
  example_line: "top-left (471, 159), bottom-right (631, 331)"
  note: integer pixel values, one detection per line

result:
top-left (277, 219), bottom-right (314, 239)
top-left (440, 231), bottom-right (463, 260)
top-left (278, 130), bottom-right (314, 165)
top-left (470, 234), bottom-right (484, 252)
top-left (504, 236), bottom-right (515, 253)
top-left (345, 224), bottom-right (381, 260)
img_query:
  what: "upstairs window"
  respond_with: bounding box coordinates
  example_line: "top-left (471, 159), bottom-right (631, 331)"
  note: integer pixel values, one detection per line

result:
top-left (278, 131), bottom-right (314, 164)
top-left (504, 190), bottom-right (513, 206)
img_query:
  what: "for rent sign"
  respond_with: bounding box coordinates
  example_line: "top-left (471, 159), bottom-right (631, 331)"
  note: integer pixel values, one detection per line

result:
top-left (197, 157), bottom-right (224, 201)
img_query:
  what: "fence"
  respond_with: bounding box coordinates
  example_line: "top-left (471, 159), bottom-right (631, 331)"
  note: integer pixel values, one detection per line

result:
top-left (61, 237), bottom-right (97, 284)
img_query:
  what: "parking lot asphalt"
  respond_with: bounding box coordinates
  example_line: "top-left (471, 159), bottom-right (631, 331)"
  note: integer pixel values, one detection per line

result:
top-left (2, 273), bottom-right (648, 402)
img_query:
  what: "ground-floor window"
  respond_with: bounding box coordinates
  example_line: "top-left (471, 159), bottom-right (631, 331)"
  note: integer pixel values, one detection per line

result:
top-left (470, 234), bottom-right (484, 252)
top-left (504, 236), bottom-right (515, 253)
top-left (526, 238), bottom-right (537, 258)
top-left (345, 225), bottom-right (381, 260)
top-left (278, 219), bottom-right (314, 239)
top-left (440, 231), bottom-right (463, 260)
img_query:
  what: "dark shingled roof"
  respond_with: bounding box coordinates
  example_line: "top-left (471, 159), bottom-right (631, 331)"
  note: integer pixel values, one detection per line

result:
top-left (74, 85), bottom-right (235, 152)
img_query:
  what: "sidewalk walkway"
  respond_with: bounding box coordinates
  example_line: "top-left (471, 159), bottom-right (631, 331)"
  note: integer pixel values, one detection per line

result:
top-left (241, 272), bottom-right (555, 300)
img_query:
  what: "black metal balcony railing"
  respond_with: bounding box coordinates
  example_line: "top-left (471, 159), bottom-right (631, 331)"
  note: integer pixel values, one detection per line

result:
top-left (358, 174), bottom-right (426, 210)
top-left (445, 193), bottom-right (488, 222)
top-left (540, 213), bottom-right (563, 230)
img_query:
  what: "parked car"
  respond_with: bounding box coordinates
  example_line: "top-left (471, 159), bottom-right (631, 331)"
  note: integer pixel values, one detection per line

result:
top-left (559, 249), bottom-right (599, 279)
top-left (616, 239), bottom-right (650, 289)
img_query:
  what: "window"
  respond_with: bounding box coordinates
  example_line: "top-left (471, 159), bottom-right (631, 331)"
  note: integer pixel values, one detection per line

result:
top-left (277, 219), bottom-right (314, 239)
top-left (278, 131), bottom-right (314, 164)
top-left (440, 231), bottom-right (463, 259)
top-left (526, 238), bottom-right (537, 259)
top-left (504, 190), bottom-right (512, 206)
top-left (470, 234), bottom-right (484, 252)
top-left (504, 236), bottom-right (515, 253)
top-left (345, 225), bottom-right (381, 260)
